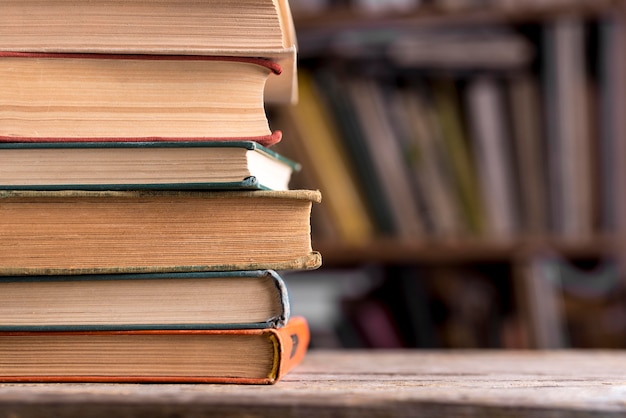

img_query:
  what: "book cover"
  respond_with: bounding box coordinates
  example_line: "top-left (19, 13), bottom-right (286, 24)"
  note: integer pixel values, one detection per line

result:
top-left (388, 25), bottom-right (534, 71)
top-left (465, 76), bottom-right (519, 239)
top-left (0, 270), bottom-right (291, 331)
top-left (313, 70), bottom-right (397, 236)
top-left (1, 0), bottom-right (298, 103)
top-left (0, 141), bottom-right (300, 191)
top-left (398, 86), bottom-right (465, 238)
top-left (507, 72), bottom-right (549, 235)
top-left (0, 189), bottom-right (322, 275)
top-left (0, 316), bottom-right (310, 384)
top-left (432, 79), bottom-right (484, 235)
top-left (345, 78), bottom-right (425, 239)
top-left (277, 71), bottom-right (376, 245)
top-left (543, 18), bottom-right (594, 238)
top-left (0, 53), bottom-right (283, 143)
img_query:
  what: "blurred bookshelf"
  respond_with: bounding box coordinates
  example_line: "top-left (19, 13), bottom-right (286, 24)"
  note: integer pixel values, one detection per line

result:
top-left (314, 235), bottom-right (624, 265)
top-left (270, 0), bottom-right (626, 350)
top-left (292, 0), bottom-right (617, 29)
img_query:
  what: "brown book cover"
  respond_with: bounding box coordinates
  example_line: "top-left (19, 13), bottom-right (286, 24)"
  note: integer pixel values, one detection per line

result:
top-left (0, 316), bottom-right (310, 384)
top-left (0, 189), bottom-right (322, 275)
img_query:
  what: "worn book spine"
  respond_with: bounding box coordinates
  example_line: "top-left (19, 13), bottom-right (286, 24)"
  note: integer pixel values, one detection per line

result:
top-left (255, 315), bottom-right (310, 384)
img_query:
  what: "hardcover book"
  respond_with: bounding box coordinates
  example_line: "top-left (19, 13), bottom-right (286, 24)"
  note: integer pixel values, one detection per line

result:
top-left (2, 0), bottom-right (298, 103)
top-left (0, 141), bottom-right (300, 191)
top-left (0, 189), bottom-right (322, 275)
top-left (0, 316), bottom-right (310, 384)
top-left (0, 53), bottom-right (283, 143)
top-left (466, 76), bottom-right (519, 239)
top-left (0, 270), bottom-right (291, 331)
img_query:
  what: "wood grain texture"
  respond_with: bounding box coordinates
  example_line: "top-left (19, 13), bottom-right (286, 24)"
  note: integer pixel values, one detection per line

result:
top-left (0, 350), bottom-right (624, 417)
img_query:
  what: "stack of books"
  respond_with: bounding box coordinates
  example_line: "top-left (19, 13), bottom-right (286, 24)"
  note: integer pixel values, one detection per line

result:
top-left (0, 0), bottom-right (321, 384)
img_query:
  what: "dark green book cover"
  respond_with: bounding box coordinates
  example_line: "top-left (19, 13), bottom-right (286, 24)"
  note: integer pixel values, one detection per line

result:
top-left (0, 140), bottom-right (300, 191)
top-left (0, 270), bottom-right (291, 331)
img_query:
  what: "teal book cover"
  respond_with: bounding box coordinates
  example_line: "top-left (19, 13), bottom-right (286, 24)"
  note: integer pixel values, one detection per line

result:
top-left (0, 270), bottom-right (291, 331)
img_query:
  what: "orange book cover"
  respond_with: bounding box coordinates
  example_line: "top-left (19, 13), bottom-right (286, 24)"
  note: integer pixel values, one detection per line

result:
top-left (0, 316), bottom-right (310, 385)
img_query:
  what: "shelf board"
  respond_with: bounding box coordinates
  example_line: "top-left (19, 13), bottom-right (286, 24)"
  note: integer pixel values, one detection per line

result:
top-left (293, 0), bottom-right (620, 31)
top-left (313, 235), bottom-right (625, 266)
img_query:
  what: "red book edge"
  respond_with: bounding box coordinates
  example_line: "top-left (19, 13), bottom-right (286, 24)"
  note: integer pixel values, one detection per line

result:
top-left (0, 51), bottom-right (282, 75)
top-left (0, 316), bottom-right (310, 384)
top-left (0, 130), bottom-right (283, 147)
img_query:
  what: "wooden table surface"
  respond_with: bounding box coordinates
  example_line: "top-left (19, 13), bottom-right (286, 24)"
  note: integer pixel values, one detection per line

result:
top-left (0, 350), bottom-right (624, 417)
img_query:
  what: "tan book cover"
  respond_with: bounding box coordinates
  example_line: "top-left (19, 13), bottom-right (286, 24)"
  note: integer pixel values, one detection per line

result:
top-left (0, 189), bottom-right (322, 275)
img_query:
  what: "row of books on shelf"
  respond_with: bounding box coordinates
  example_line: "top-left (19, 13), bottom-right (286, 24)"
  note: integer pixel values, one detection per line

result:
top-left (286, 256), bottom-right (626, 349)
top-left (0, 0), bottom-right (319, 384)
top-left (272, 14), bottom-right (625, 246)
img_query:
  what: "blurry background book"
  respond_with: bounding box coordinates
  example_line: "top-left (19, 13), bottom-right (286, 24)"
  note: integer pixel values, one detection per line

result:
top-left (273, 0), bottom-right (626, 350)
